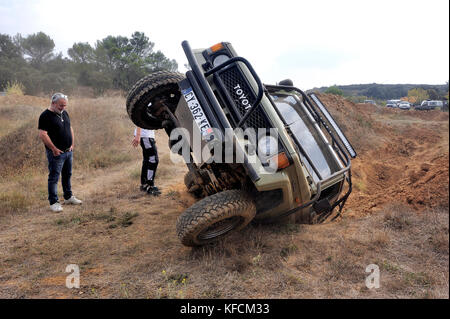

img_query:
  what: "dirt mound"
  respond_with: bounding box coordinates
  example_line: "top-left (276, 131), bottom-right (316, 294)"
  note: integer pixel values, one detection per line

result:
top-left (316, 94), bottom-right (388, 153)
top-left (402, 154), bottom-right (449, 209)
top-left (0, 96), bottom-right (47, 175)
top-left (0, 120), bottom-right (44, 176)
top-left (316, 93), bottom-right (449, 215)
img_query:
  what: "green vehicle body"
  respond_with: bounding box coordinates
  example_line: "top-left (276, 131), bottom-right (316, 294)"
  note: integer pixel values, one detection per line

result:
top-left (126, 40), bottom-right (356, 246)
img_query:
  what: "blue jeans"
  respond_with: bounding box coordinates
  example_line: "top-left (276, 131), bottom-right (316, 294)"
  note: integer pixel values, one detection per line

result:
top-left (46, 149), bottom-right (73, 205)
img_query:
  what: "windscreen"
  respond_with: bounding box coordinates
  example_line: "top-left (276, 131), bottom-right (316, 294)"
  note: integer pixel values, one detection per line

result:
top-left (270, 93), bottom-right (341, 181)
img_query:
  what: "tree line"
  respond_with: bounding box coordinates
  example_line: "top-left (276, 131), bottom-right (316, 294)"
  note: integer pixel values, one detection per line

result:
top-left (0, 31), bottom-right (178, 96)
top-left (317, 82), bottom-right (449, 103)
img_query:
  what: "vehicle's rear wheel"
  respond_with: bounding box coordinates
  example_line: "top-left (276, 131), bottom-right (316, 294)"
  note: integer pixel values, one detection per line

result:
top-left (126, 71), bottom-right (185, 130)
top-left (176, 190), bottom-right (256, 246)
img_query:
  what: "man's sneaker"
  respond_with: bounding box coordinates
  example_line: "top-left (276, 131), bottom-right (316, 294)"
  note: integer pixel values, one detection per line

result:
top-left (141, 184), bottom-right (162, 193)
top-left (50, 202), bottom-right (63, 212)
top-left (64, 196), bottom-right (83, 205)
top-left (147, 186), bottom-right (161, 196)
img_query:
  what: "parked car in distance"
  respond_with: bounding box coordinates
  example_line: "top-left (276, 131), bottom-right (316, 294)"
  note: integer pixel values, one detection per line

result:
top-left (364, 100), bottom-right (377, 105)
top-left (398, 101), bottom-right (411, 110)
top-left (415, 100), bottom-right (443, 110)
top-left (386, 99), bottom-right (401, 108)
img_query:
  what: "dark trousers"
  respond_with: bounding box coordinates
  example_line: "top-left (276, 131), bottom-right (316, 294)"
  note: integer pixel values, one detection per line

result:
top-left (140, 137), bottom-right (159, 186)
top-left (46, 149), bottom-right (73, 205)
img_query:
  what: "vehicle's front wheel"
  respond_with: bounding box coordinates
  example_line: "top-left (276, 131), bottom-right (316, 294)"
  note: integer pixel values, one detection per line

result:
top-left (176, 190), bottom-right (256, 246)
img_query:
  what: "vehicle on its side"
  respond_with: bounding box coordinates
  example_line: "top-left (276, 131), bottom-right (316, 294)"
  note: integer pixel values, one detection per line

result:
top-left (126, 41), bottom-right (357, 246)
top-left (415, 100), bottom-right (443, 110)
top-left (364, 100), bottom-right (376, 105)
top-left (386, 99), bottom-right (401, 108)
top-left (398, 101), bottom-right (411, 110)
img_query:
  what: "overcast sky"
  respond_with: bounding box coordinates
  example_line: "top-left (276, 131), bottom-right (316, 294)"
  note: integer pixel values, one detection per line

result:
top-left (0, 0), bottom-right (448, 89)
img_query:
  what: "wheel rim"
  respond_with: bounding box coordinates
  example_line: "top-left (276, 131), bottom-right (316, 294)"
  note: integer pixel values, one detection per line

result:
top-left (197, 216), bottom-right (245, 241)
top-left (144, 90), bottom-right (179, 121)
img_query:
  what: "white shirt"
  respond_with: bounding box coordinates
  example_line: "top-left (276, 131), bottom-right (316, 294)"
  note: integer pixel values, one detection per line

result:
top-left (134, 128), bottom-right (155, 139)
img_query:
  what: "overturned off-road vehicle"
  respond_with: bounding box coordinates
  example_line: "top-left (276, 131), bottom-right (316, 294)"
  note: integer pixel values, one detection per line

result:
top-left (126, 41), bottom-right (357, 247)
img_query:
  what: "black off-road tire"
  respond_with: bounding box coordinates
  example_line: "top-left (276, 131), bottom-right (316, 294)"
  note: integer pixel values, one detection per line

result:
top-left (176, 190), bottom-right (256, 246)
top-left (126, 71), bottom-right (185, 130)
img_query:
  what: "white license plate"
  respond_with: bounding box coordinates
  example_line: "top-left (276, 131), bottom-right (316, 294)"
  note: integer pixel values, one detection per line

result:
top-left (182, 88), bottom-right (213, 138)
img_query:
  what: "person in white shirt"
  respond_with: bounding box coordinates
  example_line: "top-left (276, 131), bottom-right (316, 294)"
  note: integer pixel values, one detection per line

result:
top-left (132, 127), bottom-right (161, 196)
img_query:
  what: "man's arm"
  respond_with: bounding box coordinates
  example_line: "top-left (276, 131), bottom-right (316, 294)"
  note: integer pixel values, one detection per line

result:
top-left (38, 129), bottom-right (62, 156)
top-left (132, 127), bottom-right (141, 147)
top-left (70, 126), bottom-right (74, 151)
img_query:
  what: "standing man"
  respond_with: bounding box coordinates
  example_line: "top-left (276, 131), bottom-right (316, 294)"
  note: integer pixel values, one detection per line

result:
top-left (132, 127), bottom-right (161, 196)
top-left (38, 93), bottom-right (82, 212)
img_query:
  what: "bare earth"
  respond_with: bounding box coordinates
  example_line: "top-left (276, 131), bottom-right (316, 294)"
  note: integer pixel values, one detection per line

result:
top-left (0, 94), bottom-right (448, 299)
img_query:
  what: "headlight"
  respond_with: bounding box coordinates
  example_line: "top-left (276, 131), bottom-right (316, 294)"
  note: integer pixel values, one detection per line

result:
top-left (257, 136), bottom-right (291, 171)
top-left (258, 135), bottom-right (278, 158)
top-left (213, 54), bottom-right (230, 67)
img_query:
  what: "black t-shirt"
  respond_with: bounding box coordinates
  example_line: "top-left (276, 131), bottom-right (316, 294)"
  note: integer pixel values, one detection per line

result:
top-left (38, 109), bottom-right (72, 151)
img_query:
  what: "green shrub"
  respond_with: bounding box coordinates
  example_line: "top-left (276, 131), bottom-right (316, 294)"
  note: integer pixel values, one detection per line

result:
top-left (5, 81), bottom-right (25, 95)
top-left (325, 86), bottom-right (344, 96)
